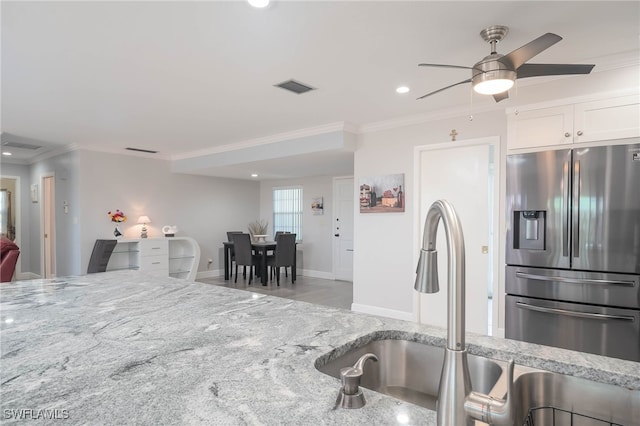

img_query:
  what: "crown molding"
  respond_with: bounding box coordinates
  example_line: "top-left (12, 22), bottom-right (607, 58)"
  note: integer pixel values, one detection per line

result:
top-left (171, 121), bottom-right (358, 161)
top-left (28, 143), bottom-right (79, 164)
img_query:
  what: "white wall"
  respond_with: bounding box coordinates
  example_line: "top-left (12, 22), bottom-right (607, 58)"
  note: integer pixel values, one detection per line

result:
top-left (29, 150), bottom-right (81, 277)
top-left (259, 176), bottom-right (334, 277)
top-left (77, 150), bottom-right (260, 276)
top-left (353, 64), bottom-right (640, 325)
top-left (354, 109), bottom-right (506, 321)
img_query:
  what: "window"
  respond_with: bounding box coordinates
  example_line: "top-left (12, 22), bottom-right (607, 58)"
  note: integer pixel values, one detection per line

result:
top-left (273, 186), bottom-right (302, 239)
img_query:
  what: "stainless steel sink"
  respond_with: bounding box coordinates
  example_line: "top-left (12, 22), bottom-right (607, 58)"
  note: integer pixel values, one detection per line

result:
top-left (512, 369), bottom-right (640, 426)
top-left (315, 339), bottom-right (504, 410)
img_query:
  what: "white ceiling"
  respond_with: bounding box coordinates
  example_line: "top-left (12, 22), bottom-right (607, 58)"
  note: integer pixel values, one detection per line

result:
top-left (2, 1), bottom-right (639, 179)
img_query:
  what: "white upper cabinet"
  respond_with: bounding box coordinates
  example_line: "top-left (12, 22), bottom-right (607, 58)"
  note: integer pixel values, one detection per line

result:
top-left (508, 105), bottom-right (574, 149)
top-left (507, 95), bottom-right (640, 151)
top-left (573, 96), bottom-right (640, 143)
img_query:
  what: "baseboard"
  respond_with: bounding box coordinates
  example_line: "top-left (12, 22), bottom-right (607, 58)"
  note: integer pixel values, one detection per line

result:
top-left (351, 303), bottom-right (414, 322)
top-left (196, 269), bottom-right (222, 280)
top-left (16, 272), bottom-right (40, 280)
top-left (298, 269), bottom-right (334, 280)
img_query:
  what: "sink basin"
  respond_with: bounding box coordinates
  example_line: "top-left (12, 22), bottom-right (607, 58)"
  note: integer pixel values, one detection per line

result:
top-left (512, 370), bottom-right (640, 426)
top-left (315, 338), bottom-right (504, 410)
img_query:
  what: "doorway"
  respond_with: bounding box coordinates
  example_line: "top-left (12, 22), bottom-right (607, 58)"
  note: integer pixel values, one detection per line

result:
top-left (333, 176), bottom-right (354, 282)
top-left (415, 137), bottom-right (500, 336)
top-left (41, 174), bottom-right (56, 278)
top-left (0, 176), bottom-right (20, 276)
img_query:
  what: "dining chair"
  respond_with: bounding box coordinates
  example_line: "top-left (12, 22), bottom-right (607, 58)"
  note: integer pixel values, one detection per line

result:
top-left (266, 233), bottom-right (296, 286)
top-left (272, 231), bottom-right (290, 272)
top-left (226, 231), bottom-right (243, 278)
top-left (231, 233), bottom-right (259, 284)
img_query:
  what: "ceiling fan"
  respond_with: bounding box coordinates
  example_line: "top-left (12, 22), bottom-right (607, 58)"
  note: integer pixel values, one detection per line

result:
top-left (417, 25), bottom-right (595, 102)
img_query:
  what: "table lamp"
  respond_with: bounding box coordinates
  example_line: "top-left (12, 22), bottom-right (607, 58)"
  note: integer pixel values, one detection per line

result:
top-left (137, 215), bottom-right (151, 238)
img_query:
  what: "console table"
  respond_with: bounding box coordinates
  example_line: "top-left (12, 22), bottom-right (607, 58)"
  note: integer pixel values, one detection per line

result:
top-left (105, 237), bottom-right (201, 281)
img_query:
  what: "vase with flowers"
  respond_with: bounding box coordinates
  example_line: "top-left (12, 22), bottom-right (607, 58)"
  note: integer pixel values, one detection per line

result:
top-left (108, 209), bottom-right (127, 238)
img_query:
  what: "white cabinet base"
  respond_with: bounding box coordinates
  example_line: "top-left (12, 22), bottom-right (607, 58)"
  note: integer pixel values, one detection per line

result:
top-left (106, 237), bottom-right (200, 281)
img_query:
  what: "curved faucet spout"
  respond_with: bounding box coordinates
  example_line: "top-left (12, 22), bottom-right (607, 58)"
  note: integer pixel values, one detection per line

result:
top-left (414, 199), bottom-right (466, 351)
top-left (415, 200), bottom-right (515, 426)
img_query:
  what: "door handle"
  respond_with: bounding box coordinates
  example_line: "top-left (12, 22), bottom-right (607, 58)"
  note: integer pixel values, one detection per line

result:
top-left (515, 271), bottom-right (636, 287)
top-left (572, 160), bottom-right (580, 258)
top-left (515, 302), bottom-right (634, 321)
top-left (334, 234), bottom-right (340, 237)
top-left (562, 160), bottom-right (570, 257)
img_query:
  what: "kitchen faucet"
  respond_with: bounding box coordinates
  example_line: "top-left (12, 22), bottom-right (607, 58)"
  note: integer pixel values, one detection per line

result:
top-left (415, 199), bottom-right (514, 426)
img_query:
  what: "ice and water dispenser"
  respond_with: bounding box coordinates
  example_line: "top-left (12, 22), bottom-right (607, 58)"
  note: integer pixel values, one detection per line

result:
top-left (512, 210), bottom-right (546, 250)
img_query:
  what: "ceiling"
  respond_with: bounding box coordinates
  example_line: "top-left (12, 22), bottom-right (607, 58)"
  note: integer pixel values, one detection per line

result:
top-left (2, 1), bottom-right (639, 179)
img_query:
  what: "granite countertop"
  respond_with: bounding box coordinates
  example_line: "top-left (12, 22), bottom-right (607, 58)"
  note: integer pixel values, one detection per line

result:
top-left (1, 271), bottom-right (639, 425)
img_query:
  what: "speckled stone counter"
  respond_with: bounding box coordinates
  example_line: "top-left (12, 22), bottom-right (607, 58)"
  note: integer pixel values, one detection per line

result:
top-left (1, 271), bottom-right (639, 425)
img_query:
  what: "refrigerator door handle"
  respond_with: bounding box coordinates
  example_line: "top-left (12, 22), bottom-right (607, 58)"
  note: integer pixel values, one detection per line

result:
top-left (572, 159), bottom-right (581, 258)
top-left (562, 160), bottom-right (570, 257)
top-left (515, 271), bottom-right (636, 287)
top-left (515, 302), bottom-right (635, 321)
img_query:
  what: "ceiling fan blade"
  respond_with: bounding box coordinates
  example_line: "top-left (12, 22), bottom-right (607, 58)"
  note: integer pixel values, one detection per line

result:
top-left (416, 78), bottom-right (472, 100)
top-left (493, 92), bottom-right (509, 103)
top-left (516, 63), bottom-right (595, 79)
top-left (418, 63), bottom-right (476, 71)
top-left (498, 33), bottom-right (563, 69)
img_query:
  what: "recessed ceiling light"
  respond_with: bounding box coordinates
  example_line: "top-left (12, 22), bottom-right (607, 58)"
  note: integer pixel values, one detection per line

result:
top-left (2, 152), bottom-right (12, 156)
top-left (248, 0), bottom-right (269, 8)
top-left (396, 86), bottom-right (410, 94)
top-left (251, 173), bottom-right (259, 178)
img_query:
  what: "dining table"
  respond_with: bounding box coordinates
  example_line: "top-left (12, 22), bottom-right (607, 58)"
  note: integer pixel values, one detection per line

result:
top-left (223, 240), bottom-right (296, 285)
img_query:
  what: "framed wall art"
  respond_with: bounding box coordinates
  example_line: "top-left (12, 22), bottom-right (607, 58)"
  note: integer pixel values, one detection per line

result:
top-left (311, 196), bottom-right (323, 215)
top-left (30, 183), bottom-right (39, 203)
top-left (359, 173), bottom-right (404, 213)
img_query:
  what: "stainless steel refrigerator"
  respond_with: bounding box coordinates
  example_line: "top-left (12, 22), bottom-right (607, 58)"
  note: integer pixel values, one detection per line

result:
top-left (505, 140), bottom-right (640, 361)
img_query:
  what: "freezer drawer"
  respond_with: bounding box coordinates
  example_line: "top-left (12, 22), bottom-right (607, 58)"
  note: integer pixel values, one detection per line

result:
top-left (506, 295), bottom-right (640, 362)
top-left (506, 266), bottom-right (640, 309)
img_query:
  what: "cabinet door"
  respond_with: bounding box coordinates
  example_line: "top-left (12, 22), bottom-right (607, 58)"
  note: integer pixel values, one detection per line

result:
top-left (573, 95), bottom-right (640, 143)
top-left (507, 105), bottom-right (573, 150)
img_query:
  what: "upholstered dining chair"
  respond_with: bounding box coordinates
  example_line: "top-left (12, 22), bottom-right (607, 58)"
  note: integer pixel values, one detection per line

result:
top-left (272, 231), bottom-right (291, 273)
top-left (266, 233), bottom-right (296, 286)
top-left (1, 237), bottom-right (20, 283)
top-left (226, 231), bottom-right (243, 278)
top-left (230, 233), bottom-right (259, 284)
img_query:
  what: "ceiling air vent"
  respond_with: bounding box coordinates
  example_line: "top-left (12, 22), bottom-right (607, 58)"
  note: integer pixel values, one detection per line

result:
top-left (126, 147), bottom-right (158, 154)
top-left (274, 79), bottom-right (316, 95)
top-left (2, 141), bottom-right (42, 150)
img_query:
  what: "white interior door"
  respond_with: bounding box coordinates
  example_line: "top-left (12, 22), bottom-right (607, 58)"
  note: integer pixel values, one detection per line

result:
top-left (417, 139), bottom-right (496, 336)
top-left (42, 175), bottom-right (56, 278)
top-left (333, 177), bottom-right (354, 282)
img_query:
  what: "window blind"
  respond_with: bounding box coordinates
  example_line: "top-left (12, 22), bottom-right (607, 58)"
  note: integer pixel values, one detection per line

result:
top-left (273, 186), bottom-right (302, 239)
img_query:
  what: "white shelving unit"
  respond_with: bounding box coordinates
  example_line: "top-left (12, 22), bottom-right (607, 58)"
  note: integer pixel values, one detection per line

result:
top-left (106, 240), bottom-right (140, 272)
top-left (168, 238), bottom-right (200, 280)
top-left (106, 237), bottom-right (200, 281)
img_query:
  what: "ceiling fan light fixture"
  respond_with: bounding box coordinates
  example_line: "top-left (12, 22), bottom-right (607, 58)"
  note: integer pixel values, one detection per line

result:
top-left (248, 0), bottom-right (270, 8)
top-left (472, 69), bottom-right (515, 95)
